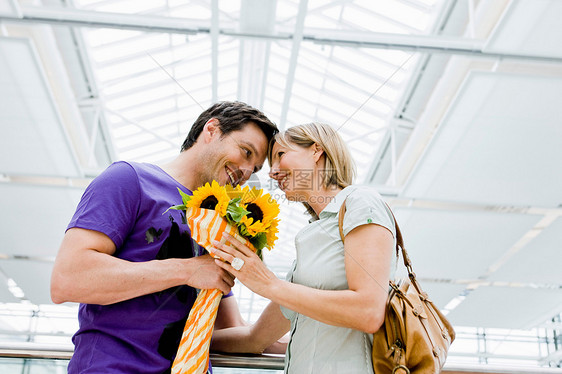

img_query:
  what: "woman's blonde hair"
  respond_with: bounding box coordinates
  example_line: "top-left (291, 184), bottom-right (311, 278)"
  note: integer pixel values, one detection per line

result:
top-left (269, 122), bottom-right (356, 217)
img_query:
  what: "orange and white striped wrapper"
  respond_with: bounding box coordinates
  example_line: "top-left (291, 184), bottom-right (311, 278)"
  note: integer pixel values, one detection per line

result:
top-left (172, 207), bottom-right (254, 374)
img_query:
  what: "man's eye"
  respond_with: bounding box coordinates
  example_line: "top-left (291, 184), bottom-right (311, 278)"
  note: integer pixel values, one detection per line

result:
top-left (243, 148), bottom-right (251, 157)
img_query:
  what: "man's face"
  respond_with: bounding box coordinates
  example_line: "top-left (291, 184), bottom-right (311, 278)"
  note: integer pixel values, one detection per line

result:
top-left (201, 121), bottom-right (268, 187)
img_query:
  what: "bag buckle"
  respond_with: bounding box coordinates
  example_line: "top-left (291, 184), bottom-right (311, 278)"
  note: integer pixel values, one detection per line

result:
top-left (392, 364), bottom-right (410, 374)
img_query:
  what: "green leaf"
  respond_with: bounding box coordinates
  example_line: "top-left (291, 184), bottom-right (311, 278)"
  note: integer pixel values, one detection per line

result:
top-left (226, 204), bottom-right (249, 223)
top-left (250, 232), bottom-right (267, 251)
top-left (162, 204), bottom-right (186, 215)
top-left (177, 187), bottom-right (192, 205)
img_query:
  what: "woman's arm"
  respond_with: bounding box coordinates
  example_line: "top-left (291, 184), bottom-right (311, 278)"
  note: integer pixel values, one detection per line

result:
top-left (211, 301), bottom-right (290, 354)
top-left (212, 224), bottom-right (393, 334)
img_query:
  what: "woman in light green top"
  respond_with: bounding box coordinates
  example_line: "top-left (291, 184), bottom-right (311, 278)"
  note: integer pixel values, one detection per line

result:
top-left (210, 122), bottom-right (396, 374)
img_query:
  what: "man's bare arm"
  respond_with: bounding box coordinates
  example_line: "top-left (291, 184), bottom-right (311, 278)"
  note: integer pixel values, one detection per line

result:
top-left (51, 228), bottom-right (234, 305)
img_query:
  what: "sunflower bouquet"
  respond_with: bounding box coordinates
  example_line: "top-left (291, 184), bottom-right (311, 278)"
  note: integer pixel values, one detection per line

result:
top-left (167, 181), bottom-right (279, 374)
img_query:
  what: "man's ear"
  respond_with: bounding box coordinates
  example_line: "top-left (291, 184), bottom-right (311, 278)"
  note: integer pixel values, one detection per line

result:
top-left (313, 143), bottom-right (324, 162)
top-left (202, 118), bottom-right (221, 143)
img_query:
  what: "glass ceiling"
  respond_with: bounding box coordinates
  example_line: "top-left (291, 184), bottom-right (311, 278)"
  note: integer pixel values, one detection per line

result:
top-left (75, 0), bottom-right (438, 173)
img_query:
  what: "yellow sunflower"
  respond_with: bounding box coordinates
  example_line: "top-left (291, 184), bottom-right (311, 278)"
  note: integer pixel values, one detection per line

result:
top-left (225, 184), bottom-right (243, 201)
top-left (265, 218), bottom-right (279, 249)
top-left (186, 180), bottom-right (230, 217)
top-left (240, 215), bottom-right (267, 236)
top-left (241, 192), bottom-right (280, 228)
top-left (238, 185), bottom-right (263, 205)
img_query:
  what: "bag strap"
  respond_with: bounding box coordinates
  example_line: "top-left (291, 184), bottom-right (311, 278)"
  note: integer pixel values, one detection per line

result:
top-left (338, 199), bottom-right (418, 285)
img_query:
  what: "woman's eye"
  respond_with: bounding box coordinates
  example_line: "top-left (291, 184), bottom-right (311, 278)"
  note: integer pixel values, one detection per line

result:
top-left (243, 148), bottom-right (251, 157)
top-left (277, 151), bottom-right (284, 158)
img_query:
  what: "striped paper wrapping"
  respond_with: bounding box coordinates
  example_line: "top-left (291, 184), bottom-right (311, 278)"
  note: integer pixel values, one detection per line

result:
top-left (172, 207), bottom-right (253, 374)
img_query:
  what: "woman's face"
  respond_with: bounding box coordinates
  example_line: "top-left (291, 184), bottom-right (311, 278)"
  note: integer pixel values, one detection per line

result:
top-left (269, 140), bottom-right (317, 200)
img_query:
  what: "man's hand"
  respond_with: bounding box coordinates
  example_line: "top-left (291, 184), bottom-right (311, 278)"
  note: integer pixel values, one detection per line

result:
top-left (185, 254), bottom-right (235, 295)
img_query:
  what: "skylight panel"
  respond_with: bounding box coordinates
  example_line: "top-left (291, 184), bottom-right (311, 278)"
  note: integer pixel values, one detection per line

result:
top-left (85, 28), bottom-right (144, 47)
top-left (341, 6), bottom-right (408, 34)
top-left (103, 70), bottom-right (170, 96)
top-left (298, 43), bottom-right (332, 63)
top-left (96, 58), bottom-right (160, 83)
top-left (294, 64), bottom-right (326, 87)
top-left (117, 132), bottom-right (154, 149)
top-left (285, 96), bottom-right (324, 120)
top-left (362, 47), bottom-right (413, 66)
top-left (275, 0), bottom-right (300, 24)
top-left (90, 38), bottom-right (170, 66)
top-left (112, 124), bottom-right (141, 138)
top-left (323, 78), bottom-right (375, 106)
top-left (120, 140), bottom-right (172, 160)
top-left (264, 66), bottom-right (289, 89)
top-left (314, 106), bottom-right (350, 127)
top-left (98, 1), bottom-right (158, 14)
top-left (305, 6), bottom-right (345, 29)
top-left (373, 84), bottom-right (401, 103)
top-left (332, 48), bottom-right (404, 83)
top-left (353, 0), bottom-right (431, 32)
top-left (142, 109), bottom-right (195, 131)
top-left (216, 80), bottom-right (238, 99)
top-left (345, 110), bottom-right (388, 131)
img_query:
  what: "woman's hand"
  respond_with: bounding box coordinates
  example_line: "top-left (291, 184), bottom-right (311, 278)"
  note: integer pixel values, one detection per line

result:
top-left (210, 232), bottom-right (279, 298)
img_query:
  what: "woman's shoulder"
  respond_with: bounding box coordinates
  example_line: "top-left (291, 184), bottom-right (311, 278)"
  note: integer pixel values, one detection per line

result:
top-left (344, 184), bottom-right (385, 203)
top-left (341, 185), bottom-right (396, 238)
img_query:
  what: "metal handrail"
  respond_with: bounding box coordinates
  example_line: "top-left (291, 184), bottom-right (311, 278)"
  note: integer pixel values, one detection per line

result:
top-left (0, 343), bottom-right (285, 369)
top-left (1, 344), bottom-right (562, 373)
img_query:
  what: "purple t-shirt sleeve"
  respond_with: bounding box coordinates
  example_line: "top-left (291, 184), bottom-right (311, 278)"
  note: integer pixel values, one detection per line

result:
top-left (223, 291), bottom-right (234, 298)
top-left (67, 162), bottom-right (140, 249)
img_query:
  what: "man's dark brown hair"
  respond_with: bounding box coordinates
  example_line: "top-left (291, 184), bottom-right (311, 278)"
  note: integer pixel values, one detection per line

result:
top-left (181, 101), bottom-right (278, 151)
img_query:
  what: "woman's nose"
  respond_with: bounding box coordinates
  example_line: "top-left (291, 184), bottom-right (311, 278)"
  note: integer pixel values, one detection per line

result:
top-left (269, 162), bottom-right (280, 179)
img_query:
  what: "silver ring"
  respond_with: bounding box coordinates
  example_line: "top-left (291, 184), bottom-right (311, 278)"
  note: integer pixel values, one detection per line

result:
top-left (231, 257), bottom-right (245, 271)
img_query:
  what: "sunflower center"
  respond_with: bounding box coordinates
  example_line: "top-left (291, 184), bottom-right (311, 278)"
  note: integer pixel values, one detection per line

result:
top-left (201, 195), bottom-right (219, 210)
top-left (246, 203), bottom-right (264, 222)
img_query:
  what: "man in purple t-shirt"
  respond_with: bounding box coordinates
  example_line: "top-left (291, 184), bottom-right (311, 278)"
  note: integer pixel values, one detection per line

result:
top-left (51, 101), bottom-right (278, 373)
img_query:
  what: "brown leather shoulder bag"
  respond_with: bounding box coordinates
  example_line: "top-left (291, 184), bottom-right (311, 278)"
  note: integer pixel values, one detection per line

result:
top-left (338, 200), bottom-right (455, 373)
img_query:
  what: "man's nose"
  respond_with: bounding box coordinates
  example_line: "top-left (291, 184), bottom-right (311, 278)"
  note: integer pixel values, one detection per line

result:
top-left (238, 164), bottom-right (254, 184)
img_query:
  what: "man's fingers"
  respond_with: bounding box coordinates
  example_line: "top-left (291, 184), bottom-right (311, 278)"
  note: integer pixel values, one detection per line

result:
top-left (219, 283), bottom-right (232, 295)
top-left (215, 258), bottom-right (236, 274)
top-left (224, 273), bottom-right (235, 288)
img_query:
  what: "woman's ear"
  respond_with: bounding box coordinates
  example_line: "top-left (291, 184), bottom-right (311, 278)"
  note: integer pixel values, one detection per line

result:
top-left (312, 143), bottom-right (324, 162)
top-left (202, 118), bottom-right (221, 143)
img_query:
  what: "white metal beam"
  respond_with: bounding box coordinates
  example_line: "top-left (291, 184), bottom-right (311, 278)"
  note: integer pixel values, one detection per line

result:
top-left (211, 0), bottom-right (219, 103)
top-left (0, 0), bottom-right (22, 18)
top-left (3, 6), bottom-right (562, 63)
top-left (279, 0), bottom-right (308, 129)
top-left (68, 26), bottom-right (119, 164)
